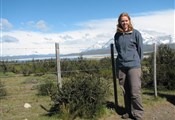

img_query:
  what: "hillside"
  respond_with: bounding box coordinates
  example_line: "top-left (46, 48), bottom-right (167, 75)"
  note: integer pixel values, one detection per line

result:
top-left (80, 43), bottom-right (175, 55)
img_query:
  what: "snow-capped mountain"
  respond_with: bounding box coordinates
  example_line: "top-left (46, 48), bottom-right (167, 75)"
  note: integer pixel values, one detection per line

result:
top-left (82, 39), bottom-right (113, 53)
top-left (81, 30), bottom-right (175, 53)
top-left (140, 30), bottom-right (175, 44)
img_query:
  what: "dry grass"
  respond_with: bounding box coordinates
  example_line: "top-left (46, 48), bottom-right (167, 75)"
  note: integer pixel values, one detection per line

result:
top-left (1, 75), bottom-right (174, 120)
top-left (0, 76), bottom-right (56, 120)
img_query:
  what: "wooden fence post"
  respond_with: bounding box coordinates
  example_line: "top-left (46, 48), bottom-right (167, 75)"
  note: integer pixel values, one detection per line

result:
top-left (153, 43), bottom-right (157, 97)
top-left (55, 43), bottom-right (62, 88)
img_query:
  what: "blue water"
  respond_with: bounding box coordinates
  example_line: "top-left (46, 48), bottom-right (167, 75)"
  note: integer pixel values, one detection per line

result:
top-left (1, 54), bottom-right (113, 61)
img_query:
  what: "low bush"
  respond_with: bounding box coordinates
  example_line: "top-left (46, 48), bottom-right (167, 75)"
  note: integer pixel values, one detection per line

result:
top-left (47, 73), bottom-right (110, 119)
top-left (37, 74), bottom-right (57, 96)
top-left (142, 44), bottom-right (175, 90)
top-left (0, 80), bottom-right (7, 99)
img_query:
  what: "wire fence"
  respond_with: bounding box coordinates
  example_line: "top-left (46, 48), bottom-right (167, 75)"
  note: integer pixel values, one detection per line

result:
top-left (0, 68), bottom-right (110, 120)
top-left (0, 43), bottom-right (174, 120)
top-left (0, 44), bottom-right (114, 120)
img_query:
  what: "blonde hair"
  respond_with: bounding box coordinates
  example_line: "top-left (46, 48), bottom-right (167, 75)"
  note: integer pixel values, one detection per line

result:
top-left (117, 12), bottom-right (133, 33)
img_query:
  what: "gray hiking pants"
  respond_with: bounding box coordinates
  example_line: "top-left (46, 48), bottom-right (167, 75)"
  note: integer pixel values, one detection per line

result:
top-left (117, 67), bottom-right (144, 119)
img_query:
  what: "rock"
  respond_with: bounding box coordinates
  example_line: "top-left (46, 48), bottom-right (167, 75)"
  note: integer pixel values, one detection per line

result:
top-left (24, 103), bottom-right (31, 108)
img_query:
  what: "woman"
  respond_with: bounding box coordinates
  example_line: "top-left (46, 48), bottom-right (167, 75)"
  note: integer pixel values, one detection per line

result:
top-left (114, 12), bottom-right (144, 120)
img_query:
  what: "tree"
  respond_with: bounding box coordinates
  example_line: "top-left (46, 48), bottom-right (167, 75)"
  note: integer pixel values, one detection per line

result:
top-left (156, 44), bottom-right (175, 90)
top-left (142, 44), bottom-right (175, 90)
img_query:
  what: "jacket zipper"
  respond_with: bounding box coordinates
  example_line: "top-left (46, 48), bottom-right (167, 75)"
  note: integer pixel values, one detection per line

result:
top-left (123, 33), bottom-right (127, 62)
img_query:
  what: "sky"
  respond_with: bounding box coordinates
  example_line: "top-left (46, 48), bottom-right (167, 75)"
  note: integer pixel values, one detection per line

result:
top-left (0, 0), bottom-right (175, 56)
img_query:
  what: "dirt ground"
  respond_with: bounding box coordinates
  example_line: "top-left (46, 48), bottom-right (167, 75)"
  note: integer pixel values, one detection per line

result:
top-left (101, 101), bottom-right (175, 120)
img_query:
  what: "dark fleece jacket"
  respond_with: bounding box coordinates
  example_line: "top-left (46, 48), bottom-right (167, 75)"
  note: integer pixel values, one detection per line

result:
top-left (114, 29), bottom-right (143, 68)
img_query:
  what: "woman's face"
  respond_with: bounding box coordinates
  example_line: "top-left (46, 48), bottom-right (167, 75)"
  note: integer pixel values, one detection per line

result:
top-left (120, 16), bottom-right (130, 31)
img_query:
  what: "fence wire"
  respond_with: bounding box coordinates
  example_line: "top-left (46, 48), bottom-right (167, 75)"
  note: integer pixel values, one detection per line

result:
top-left (1, 44), bottom-right (174, 120)
top-left (0, 49), bottom-right (112, 120)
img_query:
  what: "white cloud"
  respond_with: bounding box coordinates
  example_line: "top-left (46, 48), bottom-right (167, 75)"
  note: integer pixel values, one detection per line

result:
top-left (76, 18), bottom-right (116, 31)
top-left (36, 20), bottom-right (49, 31)
top-left (1, 35), bottom-right (19, 43)
top-left (1, 9), bottom-right (174, 56)
top-left (132, 9), bottom-right (174, 35)
top-left (21, 20), bottom-right (50, 31)
top-left (0, 18), bottom-right (13, 30)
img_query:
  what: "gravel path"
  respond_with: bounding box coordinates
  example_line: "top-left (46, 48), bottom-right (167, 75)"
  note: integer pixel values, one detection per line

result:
top-left (100, 102), bottom-right (175, 120)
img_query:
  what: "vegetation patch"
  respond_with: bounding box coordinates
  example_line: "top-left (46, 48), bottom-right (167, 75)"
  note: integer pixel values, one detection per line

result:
top-left (43, 73), bottom-right (110, 119)
top-left (0, 80), bottom-right (7, 99)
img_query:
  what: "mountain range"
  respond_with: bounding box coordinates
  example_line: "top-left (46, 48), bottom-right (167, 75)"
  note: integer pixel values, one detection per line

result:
top-left (79, 30), bottom-right (175, 55)
top-left (1, 30), bottom-right (175, 61)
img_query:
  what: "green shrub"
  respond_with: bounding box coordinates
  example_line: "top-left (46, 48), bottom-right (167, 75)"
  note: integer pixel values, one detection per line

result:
top-left (142, 44), bottom-right (175, 90)
top-left (48, 73), bottom-right (110, 119)
top-left (37, 74), bottom-right (57, 96)
top-left (0, 80), bottom-right (7, 99)
top-left (0, 72), bottom-right (15, 77)
top-left (141, 59), bottom-right (153, 88)
top-left (156, 44), bottom-right (175, 90)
